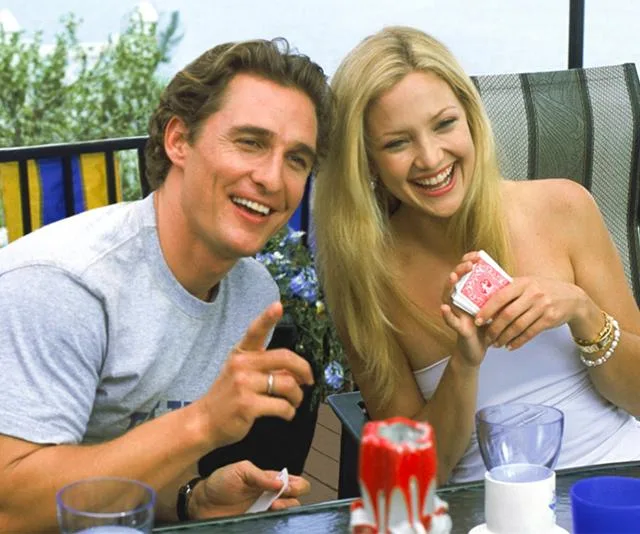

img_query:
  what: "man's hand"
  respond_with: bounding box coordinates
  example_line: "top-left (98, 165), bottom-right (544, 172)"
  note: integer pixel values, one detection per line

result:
top-left (194, 301), bottom-right (314, 449)
top-left (190, 460), bottom-right (310, 519)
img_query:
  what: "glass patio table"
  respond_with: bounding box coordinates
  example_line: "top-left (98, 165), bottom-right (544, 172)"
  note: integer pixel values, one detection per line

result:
top-left (154, 460), bottom-right (640, 534)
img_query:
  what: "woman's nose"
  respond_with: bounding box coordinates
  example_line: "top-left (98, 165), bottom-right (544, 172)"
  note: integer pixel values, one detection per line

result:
top-left (414, 137), bottom-right (444, 170)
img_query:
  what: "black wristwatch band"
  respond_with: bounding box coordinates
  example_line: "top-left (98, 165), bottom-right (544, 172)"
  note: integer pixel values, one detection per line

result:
top-left (177, 476), bottom-right (203, 521)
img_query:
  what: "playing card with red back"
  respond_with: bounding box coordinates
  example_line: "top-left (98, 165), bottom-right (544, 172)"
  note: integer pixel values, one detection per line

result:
top-left (458, 250), bottom-right (512, 309)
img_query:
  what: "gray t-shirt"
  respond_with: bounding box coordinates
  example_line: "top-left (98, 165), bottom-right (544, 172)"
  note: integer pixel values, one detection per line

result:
top-left (0, 194), bottom-right (278, 445)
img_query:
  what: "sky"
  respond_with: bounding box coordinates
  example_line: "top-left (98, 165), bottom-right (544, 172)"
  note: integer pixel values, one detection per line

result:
top-left (1, 0), bottom-right (639, 81)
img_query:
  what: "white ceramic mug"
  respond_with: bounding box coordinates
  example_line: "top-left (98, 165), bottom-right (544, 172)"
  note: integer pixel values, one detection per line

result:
top-left (485, 463), bottom-right (556, 534)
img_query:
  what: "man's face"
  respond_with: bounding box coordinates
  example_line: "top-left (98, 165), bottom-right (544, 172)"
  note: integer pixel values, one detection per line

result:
top-left (174, 73), bottom-right (318, 261)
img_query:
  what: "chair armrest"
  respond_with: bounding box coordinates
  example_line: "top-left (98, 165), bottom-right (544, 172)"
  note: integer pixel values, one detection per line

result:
top-left (327, 391), bottom-right (369, 499)
top-left (327, 391), bottom-right (368, 443)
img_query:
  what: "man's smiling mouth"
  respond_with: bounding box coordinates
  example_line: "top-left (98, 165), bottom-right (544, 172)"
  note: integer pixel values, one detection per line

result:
top-left (231, 196), bottom-right (272, 216)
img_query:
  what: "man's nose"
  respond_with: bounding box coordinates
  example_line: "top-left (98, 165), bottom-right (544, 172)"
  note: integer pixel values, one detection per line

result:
top-left (252, 154), bottom-right (284, 192)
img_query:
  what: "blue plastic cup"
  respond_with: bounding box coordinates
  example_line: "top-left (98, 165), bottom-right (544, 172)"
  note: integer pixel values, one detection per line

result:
top-left (571, 476), bottom-right (640, 533)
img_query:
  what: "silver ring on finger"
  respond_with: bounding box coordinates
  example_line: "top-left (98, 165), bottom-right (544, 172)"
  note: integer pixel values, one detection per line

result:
top-left (266, 373), bottom-right (275, 396)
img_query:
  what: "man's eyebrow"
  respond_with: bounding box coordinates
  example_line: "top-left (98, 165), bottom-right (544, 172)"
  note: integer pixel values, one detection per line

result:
top-left (231, 125), bottom-right (317, 164)
top-left (231, 125), bottom-right (272, 138)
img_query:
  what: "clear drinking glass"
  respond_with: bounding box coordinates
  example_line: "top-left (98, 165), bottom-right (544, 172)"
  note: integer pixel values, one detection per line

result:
top-left (56, 477), bottom-right (156, 533)
top-left (475, 403), bottom-right (564, 471)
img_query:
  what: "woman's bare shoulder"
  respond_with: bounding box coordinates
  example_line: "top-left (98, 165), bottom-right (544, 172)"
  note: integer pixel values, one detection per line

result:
top-left (503, 178), bottom-right (595, 216)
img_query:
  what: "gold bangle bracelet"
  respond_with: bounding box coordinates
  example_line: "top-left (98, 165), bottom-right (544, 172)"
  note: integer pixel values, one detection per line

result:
top-left (580, 317), bottom-right (621, 367)
top-left (573, 311), bottom-right (613, 353)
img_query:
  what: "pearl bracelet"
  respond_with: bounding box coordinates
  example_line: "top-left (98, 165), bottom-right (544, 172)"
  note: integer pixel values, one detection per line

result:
top-left (579, 317), bottom-right (620, 368)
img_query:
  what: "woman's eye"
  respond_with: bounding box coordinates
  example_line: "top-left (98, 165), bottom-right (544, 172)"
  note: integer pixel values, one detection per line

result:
top-left (437, 118), bottom-right (457, 130)
top-left (383, 139), bottom-right (406, 150)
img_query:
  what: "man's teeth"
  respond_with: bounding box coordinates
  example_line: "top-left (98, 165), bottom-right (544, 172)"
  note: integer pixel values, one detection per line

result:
top-left (415, 165), bottom-right (454, 187)
top-left (231, 196), bottom-right (271, 215)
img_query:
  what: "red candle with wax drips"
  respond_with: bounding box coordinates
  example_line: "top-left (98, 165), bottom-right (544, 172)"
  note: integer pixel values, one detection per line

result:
top-left (350, 417), bottom-right (452, 534)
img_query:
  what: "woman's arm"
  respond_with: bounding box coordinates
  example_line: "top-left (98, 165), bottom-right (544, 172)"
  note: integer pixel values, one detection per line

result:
top-left (565, 182), bottom-right (640, 414)
top-left (477, 180), bottom-right (640, 415)
top-left (349, 262), bottom-right (489, 484)
top-left (351, 343), bottom-right (480, 485)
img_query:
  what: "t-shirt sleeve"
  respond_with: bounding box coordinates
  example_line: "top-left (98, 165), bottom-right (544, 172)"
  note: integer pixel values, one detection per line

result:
top-left (0, 265), bottom-right (106, 444)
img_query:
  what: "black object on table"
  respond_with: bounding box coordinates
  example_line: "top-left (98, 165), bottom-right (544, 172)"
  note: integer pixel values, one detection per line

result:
top-left (156, 459), bottom-right (640, 533)
top-left (326, 391), bottom-right (368, 499)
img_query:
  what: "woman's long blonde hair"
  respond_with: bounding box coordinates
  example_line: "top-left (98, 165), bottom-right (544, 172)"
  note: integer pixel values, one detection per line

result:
top-left (313, 26), bottom-right (512, 404)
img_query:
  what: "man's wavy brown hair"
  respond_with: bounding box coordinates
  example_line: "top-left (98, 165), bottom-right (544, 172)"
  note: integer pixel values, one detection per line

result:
top-left (145, 37), bottom-right (333, 190)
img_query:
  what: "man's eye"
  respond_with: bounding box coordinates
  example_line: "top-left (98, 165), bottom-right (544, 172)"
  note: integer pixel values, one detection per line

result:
top-left (288, 154), bottom-right (310, 170)
top-left (239, 138), bottom-right (260, 148)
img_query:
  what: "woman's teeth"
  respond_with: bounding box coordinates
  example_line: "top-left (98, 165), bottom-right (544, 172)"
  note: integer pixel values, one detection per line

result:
top-left (414, 164), bottom-right (454, 188)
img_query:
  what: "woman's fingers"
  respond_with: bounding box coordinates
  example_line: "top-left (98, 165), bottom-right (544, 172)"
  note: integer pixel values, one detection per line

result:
top-left (442, 260), bottom-right (475, 305)
top-left (489, 306), bottom-right (541, 349)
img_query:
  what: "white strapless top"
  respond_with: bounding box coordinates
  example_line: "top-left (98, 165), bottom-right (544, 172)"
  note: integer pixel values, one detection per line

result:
top-left (413, 324), bottom-right (640, 483)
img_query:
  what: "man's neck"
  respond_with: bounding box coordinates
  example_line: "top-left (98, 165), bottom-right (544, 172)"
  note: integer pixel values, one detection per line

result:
top-left (153, 189), bottom-right (235, 302)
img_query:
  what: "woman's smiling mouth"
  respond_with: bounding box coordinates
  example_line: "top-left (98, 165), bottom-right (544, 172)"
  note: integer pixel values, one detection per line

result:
top-left (412, 163), bottom-right (455, 190)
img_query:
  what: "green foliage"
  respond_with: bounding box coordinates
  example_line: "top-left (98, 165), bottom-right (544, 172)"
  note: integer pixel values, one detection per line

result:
top-left (0, 12), bottom-right (179, 145)
top-left (0, 10), bottom-right (181, 206)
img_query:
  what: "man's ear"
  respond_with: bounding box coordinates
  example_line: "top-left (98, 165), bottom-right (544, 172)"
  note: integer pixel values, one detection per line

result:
top-left (164, 116), bottom-right (189, 168)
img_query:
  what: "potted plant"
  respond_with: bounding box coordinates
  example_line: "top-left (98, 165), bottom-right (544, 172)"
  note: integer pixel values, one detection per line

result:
top-left (257, 226), bottom-right (352, 406)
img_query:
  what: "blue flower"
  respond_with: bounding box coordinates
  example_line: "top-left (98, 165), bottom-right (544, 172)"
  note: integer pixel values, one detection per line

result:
top-left (255, 251), bottom-right (280, 266)
top-left (289, 266), bottom-right (318, 303)
top-left (257, 251), bottom-right (292, 281)
top-left (256, 226), bottom-right (349, 403)
top-left (279, 227), bottom-right (305, 247)
top-left (324, 361), bottom-right (344, 390)
top-left (255, 252), bottom-right (269, 264)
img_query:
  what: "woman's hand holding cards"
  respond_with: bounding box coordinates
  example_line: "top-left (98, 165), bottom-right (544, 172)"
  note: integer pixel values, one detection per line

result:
top-left (451, 250), bottom-right (513, 316)
top-left (477, 274), bottom-right (589, 350)
top-left (452, 250), bottom-right (590, 351)
top-left (441, 253), bottom-right (492, 367)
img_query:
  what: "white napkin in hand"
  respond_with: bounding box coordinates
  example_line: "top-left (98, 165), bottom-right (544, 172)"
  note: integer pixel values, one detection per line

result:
top-left (245, 468), bottom-right (289, 514)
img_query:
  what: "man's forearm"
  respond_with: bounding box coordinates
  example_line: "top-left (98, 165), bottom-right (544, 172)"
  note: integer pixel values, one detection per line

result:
top-left (0, 401), bottom-right (215, 532)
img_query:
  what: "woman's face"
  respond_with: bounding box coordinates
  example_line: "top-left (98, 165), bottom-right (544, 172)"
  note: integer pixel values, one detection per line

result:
top-left (366, 70), bottom-right (475, 220)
